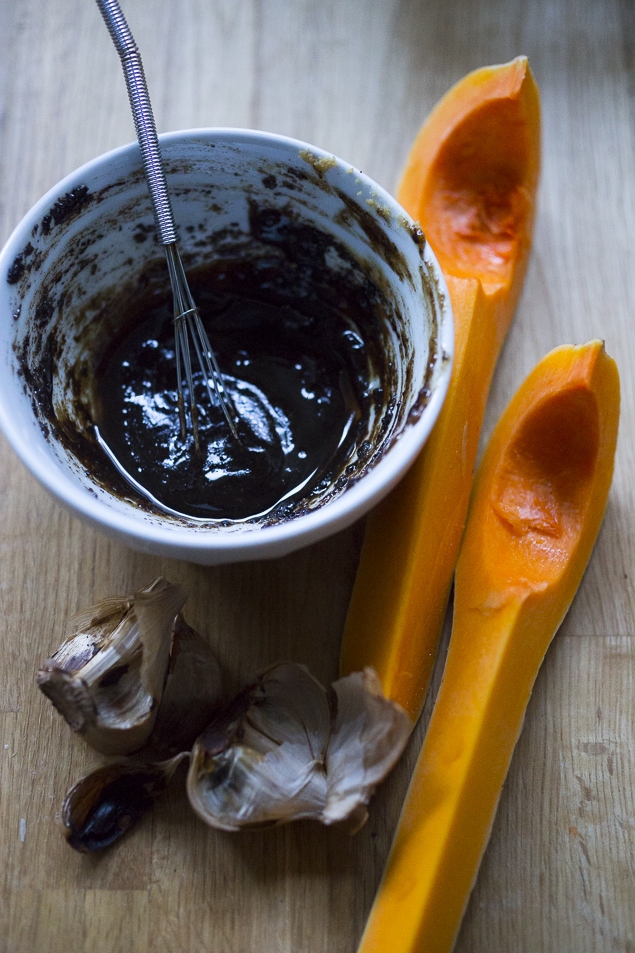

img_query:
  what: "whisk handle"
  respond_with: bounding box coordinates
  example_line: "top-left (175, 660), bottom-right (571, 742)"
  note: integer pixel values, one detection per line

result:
top-left (95, 0), bottom-right (176, 245)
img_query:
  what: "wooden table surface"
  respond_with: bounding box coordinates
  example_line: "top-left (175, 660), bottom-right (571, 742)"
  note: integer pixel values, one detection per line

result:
top-left (1, 1), bottom-right (634, 951)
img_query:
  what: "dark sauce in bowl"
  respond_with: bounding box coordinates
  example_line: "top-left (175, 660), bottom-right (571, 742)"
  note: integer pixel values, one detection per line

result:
top-left (95, 259), bottom-right (380, 522)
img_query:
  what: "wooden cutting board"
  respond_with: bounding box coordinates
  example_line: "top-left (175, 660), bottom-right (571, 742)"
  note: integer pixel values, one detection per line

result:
top-left (1, 1), bottom-right (633, 950)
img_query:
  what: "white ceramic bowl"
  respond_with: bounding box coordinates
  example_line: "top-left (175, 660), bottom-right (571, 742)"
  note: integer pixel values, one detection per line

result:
top-left (0, 129), bottom-right (452, 564)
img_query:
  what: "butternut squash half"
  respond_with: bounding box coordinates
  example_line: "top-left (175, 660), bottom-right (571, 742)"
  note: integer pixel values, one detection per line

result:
top-left (340, 58), bottom-right (540, 720)
top-left (356, 341), bottom-right (620, 953)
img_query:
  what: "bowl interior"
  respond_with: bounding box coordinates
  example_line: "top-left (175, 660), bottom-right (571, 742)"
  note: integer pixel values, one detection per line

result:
top-left (0, 130), bottom-right (452, 561)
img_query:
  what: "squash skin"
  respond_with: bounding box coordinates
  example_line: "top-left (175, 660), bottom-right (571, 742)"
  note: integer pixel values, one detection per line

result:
top-left (356, 342), bottom-right (620, 953)
top-left (340, 58), bottom-right (540, 722)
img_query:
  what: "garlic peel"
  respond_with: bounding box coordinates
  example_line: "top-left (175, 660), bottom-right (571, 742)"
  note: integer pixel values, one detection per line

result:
top-left (37, 577), bottom-right (187, 755)
top-left (187, 666), bottom-right (330, 831)
top-left (186, 663), bottom-right (410, 832)
top-left (323, 668), bottom-right (411, 826)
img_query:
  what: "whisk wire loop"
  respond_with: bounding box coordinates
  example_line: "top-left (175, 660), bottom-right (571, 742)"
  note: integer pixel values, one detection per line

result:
top-left (165, 244), bottom-right (240, 448)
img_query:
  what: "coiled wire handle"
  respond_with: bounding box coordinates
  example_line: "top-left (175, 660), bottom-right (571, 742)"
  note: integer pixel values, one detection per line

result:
top-left (95, 0), bottom-right (176, 245)
top-left (95, 0), bottom-right (240, 447)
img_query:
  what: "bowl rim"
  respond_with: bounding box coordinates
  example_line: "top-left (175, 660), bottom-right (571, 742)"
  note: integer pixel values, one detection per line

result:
top-left (0, 127), bottom-right (453, 558)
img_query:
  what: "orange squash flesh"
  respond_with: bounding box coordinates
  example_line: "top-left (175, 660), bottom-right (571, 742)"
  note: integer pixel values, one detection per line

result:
top-left (340, 276), bottom-right (495, 719)
top-left (398, 55), bottom-right (541, 347)
top-left (340, 58), bottom-right (540, 721)
top-left (356, 342), bottom-right (620, 953)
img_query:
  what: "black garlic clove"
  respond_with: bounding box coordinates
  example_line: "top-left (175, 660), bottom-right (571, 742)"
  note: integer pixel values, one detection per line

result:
top-left (62, 755), bottom-right (187, 853)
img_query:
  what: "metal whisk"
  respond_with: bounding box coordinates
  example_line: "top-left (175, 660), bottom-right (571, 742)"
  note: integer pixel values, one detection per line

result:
top-left (95, 0), bottom-right (239, 452)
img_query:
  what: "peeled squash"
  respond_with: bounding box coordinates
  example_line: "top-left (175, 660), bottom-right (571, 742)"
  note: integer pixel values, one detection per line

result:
top-left (340, 57), bottom-right (541, 721)
top-left (356, 341), bottom-right (620, 953)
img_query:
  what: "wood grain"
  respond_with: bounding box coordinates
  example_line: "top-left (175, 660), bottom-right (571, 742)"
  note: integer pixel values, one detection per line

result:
top-left (1, 0), bottom-right (633, 950)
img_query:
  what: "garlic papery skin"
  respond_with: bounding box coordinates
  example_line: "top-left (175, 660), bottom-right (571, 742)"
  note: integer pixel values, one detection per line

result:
top-left (322, 668), bottom-right (412, 829)
top-left (37, 577), bottom-right (187, 755)
top-left (186, 663), bottom-right (410, 832)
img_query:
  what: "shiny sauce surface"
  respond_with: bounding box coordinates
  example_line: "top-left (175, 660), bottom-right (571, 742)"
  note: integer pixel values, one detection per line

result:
top-left (95, 261), bottom-right (376, 521)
